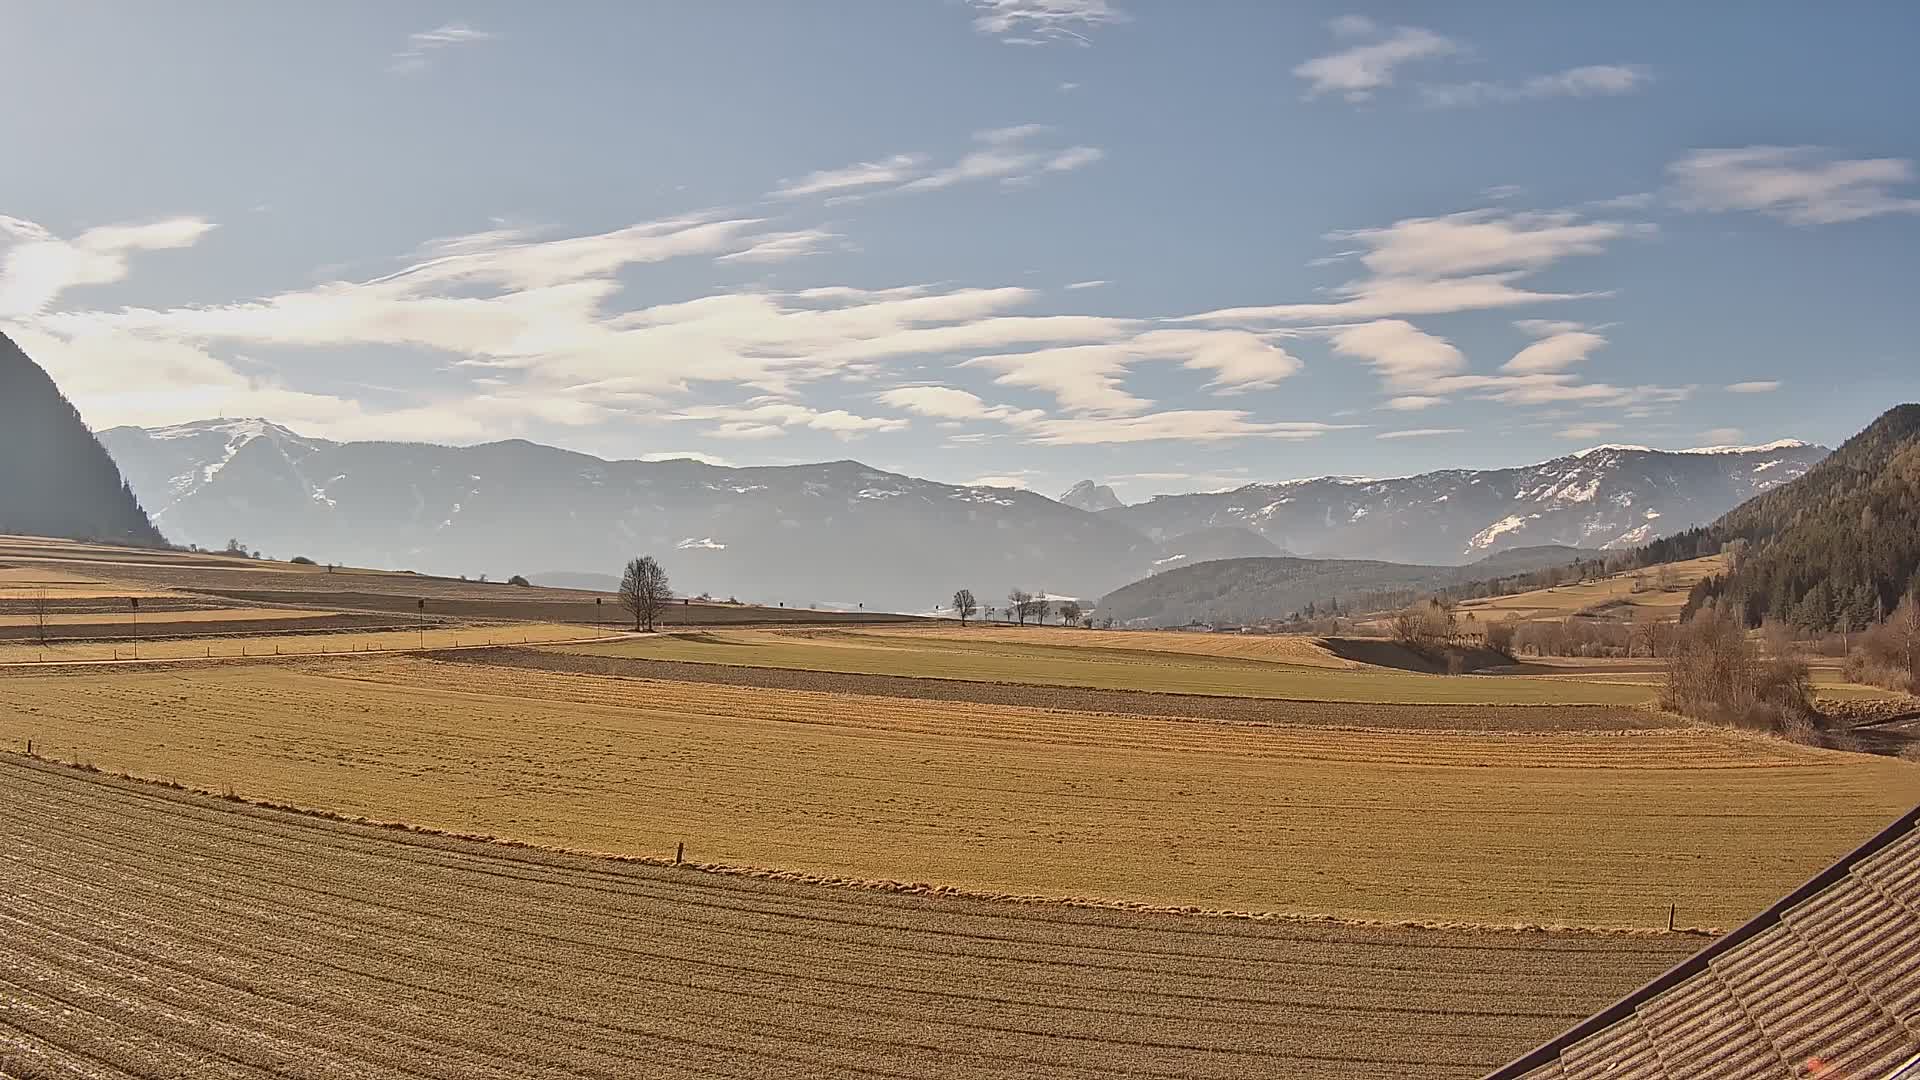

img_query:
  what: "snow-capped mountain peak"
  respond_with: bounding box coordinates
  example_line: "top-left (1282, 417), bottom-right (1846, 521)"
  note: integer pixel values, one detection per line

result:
top-left (1105, 440), bottom-right (1829, 564)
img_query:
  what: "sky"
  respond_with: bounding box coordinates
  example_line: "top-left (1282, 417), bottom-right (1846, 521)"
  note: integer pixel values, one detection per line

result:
top-left (3, 2), bottom-right (1918, 500)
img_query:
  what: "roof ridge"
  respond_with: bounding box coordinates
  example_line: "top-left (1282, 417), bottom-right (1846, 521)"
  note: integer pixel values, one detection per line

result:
top-left (1484, 804), bottom-right (1920, 1078)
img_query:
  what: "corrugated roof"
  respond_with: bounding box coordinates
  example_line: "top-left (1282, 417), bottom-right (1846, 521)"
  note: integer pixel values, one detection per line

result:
top-left (1488, 806), bottom-right (1920, 1080)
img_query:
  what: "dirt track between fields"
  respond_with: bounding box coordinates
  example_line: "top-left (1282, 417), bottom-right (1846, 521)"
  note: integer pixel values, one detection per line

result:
top-left (0, 755), bottom-right (1697, 1079)
top-left (462, 647), bottom-right (1680, 731)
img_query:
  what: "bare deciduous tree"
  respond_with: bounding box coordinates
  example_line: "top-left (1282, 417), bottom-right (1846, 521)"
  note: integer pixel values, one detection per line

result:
top-left (31, 586), bottom-right (49, 645)
top-left (1902, 588), bottom-right (1920, 686)
top-left (1662, 606), bottom-right (1813, 729)
top-left (952, 589), bottom-right (978, 626)
top-left (1058, 601), bottom-right (1083, 626)
top-left (619, 556), bottom-right (672, 632)
top-left (1391, 598), bottom-right (1452, 649)
top-left (1008, 588), bottom-right (1033, 626)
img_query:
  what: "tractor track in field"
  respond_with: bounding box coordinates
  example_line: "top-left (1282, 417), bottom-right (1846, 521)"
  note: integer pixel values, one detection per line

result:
top-left (0, 755), bottom-right (1696, 1080)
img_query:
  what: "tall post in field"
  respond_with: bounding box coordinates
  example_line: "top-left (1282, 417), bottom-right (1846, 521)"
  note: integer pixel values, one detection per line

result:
top-left (417, 597), bottom-right (426, 649)
top-left (129, 596), bottom-right (139, 659)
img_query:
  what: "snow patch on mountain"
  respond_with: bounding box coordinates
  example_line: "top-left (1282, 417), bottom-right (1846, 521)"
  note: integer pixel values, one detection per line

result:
top-left (1681, 439), bottom-right (1813, 454)
top-left (1470, 514), bottom-right (1535, 550)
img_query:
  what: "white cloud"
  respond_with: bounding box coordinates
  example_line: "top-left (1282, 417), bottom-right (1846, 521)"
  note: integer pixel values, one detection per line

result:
top-left (1191, 273), bottom-right (1589, 324)
top-left (1513, 318), bottom-right (1586, 336)
top-left (1421, 64), bottom-right (1651, 108)
top-left (902, 127), bottom-right (1104, 192)
top-left (969, 0), bottom-right (1128, 46)
top-left (1324, 317), bottom-right (1685, 412)
top-left (1021, 411), bottom-right (1348, 445)
top-left (775, 127), bottom-right (1102, 201)
top-left (35, 215), bottom-right (1147, 407)
top-left (966, 328), bottom-right (1302, 414)
top-left (1481, 378), bottom-right (1689, 408)
top-left (1046, 146), bottom-right (1105, 172)
top-left (1295, 24), bottom-right (1460, 101)
top-left (967, 343), bottom-right (1145, 413)
top-left (1343, 210), bottom-right (1645, 278)
top-left (391, 22), bottom-right (496, 74)
top-left (1065, 279), bottom-right (1108, 290)
top-left (1328, 319), bottom-right (1466, 392)
top-left (1698, 427), bottom-right (1745, 445)
top-left (875, 385), bottom-right (1044, 425)
top-left (0, 215), bottom-right (216, 317)
top-left (669, 398), bottom-right (910, 440)
top-left (1558, 422), bottom-right (1621, 440)
top-left (1726, 380), bottom-right (1782, 394)
top-left (714, 229), bottom-right (838, 264)
top-left (1377, 427), bottom-right (1465, 440)
top-left (981, 123), bottom-right (1052, 144)
top-left (1187, 208), bottom-right (1641, 324)
top-left (772, 155), bottom-right (926, 199)
top-left (1669, 146), bottom-right (1920, 225)
top-left (9, 319), bottom-right (604, 442)
top-left (1503, 327), bottom-right (1607, 374)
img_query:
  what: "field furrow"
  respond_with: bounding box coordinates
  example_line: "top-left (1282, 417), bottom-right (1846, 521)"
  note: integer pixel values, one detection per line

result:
top-left (0, 757), bottom-right (1696, 1079)
top-left (3, 656), bottom-right (1914, 927)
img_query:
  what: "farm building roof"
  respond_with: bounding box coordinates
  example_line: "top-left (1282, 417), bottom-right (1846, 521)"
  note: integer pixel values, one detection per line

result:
top-left (1487, 804), bottom-right (1920, 1080)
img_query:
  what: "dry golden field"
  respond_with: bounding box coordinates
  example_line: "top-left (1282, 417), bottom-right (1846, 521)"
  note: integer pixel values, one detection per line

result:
top-left (0, 755), bottom-right (1698, 1080)
top-left (861, 623), bottom-right (1361, 667)
top-left (551, 628), bottom-right (1661, 705)
top-left (1458, 553), bottom-right (1727, 621)
top-left (0, 605), bottom-right (341, 627)
top-left (0, 622), bottom-right (611, 663)
top-left (5, 654), bottom-right (1914, 929)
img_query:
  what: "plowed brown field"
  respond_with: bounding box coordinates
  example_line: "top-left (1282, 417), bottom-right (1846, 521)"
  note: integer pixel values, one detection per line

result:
top-left (4, 656), bottom-right (1914, 928)
top-left (0, 755), bottom-right (1697, 1080)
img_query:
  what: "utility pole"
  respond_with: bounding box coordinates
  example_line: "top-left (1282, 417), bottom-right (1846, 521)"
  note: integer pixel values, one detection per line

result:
top-left (129, 596), bottom-right (139, 659)
top-left (417, 597), bottom-right (427, 649)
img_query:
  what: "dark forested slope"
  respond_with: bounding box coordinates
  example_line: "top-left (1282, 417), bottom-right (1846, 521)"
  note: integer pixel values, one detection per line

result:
top-left (1678, 404), bottom-right (1920, 627)
top-left (0, 332), bottom-right (163, 546)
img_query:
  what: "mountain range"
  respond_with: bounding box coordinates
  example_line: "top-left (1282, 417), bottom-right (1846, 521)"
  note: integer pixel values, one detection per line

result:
top-left (96, 415), bottom-right (1828, 612)
top-left (0, 332), bottom-right (161, 547)
top-left (1092, 440), bottom-right (1827, 563)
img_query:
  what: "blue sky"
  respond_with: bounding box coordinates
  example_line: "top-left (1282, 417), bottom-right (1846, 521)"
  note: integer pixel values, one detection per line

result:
top-left (3, 2), bottom-right (1917, 499)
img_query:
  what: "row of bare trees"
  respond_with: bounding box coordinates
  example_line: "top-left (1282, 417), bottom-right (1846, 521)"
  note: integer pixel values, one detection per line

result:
top-left (950, 588), bottom-right (1084, 627)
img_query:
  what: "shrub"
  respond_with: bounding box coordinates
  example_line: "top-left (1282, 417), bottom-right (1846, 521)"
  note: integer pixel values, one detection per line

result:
top-left (289, 555), bottom-right (316, 565)
top-left (507, 575), bottom-right (531, 587)
top-left (1661, 608), bottom-right (1816, 731)
top-left (1484, 618), bottom-right (1516, 655)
